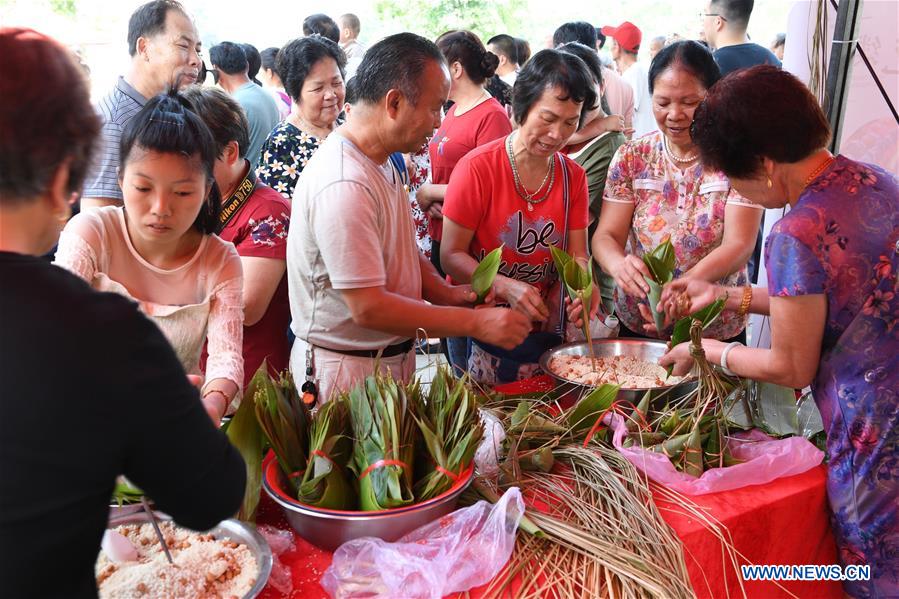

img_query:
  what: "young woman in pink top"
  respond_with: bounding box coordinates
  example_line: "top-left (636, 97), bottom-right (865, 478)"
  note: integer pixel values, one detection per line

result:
top-left (55, 91), bottom-right (244, 422)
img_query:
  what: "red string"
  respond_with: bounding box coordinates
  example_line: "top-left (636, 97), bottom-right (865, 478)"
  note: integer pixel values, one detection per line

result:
top-left (434, 464), bottom-right (461, 482)
top-left (312, 449), bottom-right (338, 469)
top-left (360, 458), bottom-right (409, 480)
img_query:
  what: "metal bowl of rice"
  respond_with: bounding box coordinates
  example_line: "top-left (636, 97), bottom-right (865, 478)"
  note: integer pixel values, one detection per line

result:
top-left (98, 513), bottom-right (272, 598)
top-left (539, 339), bottom-right (697, 407)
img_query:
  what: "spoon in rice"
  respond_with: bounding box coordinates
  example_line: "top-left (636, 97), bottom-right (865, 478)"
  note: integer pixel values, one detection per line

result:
top-left (141, 497), bottom-right (174, 564)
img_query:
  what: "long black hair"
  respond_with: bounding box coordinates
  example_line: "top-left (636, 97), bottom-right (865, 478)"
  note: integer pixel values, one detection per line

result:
top-left (120, 88), bottom-right (221, 234)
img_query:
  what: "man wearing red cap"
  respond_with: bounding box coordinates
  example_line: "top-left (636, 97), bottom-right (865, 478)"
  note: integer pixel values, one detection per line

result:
top-left (602, 21), bottom-right (656, 138)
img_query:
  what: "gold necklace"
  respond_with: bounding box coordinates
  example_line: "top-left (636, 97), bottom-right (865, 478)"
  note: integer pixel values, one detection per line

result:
top-left (506, 133), bottom-right (555, 210)
top-left (455, 89), bottom-right (490, 115)
top-left (804, 154), bottom-right (835, 187)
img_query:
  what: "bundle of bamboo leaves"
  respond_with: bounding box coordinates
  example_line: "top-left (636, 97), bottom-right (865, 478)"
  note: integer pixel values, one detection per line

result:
top-left (623, 321), bottom-right (748, 475)
top-left (412, 367), bottom-right (484, 501)
top-left (228, 364), bottom-right (484, 515)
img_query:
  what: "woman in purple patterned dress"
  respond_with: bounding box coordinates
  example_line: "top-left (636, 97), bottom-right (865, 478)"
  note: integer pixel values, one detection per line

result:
top-left (660, 66), bottom-right (898, 597)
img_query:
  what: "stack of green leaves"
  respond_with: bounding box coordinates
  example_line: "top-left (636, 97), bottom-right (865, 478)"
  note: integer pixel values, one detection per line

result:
top-left (298, 400), bottom-right (356, 509)
top-left (550, 246), bottom-right (595, 349)
top-left (412, 366), bottom-right (484, 501)
top-left (346, 374), bottom-right (417, 511)
top-left (626, 321), bottom-right (745, 476)
top-left (471, 245), bottom-right (504, 305)
top-left (641, 240), bottom-right (676, 334)
top-left (254, 369), bottom-right (311, 495)
top-left (226, 363), bottom-right (267, 521)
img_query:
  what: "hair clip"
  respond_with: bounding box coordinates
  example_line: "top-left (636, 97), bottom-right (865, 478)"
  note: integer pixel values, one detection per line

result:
top-left (149, 111), bottom-right (185, 127)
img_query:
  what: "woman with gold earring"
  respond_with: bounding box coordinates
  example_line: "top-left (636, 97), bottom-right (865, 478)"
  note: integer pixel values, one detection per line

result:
top-left (593, 41), bottom-right (763, 342)
top-left (660, 66), bottom-right (898, 598)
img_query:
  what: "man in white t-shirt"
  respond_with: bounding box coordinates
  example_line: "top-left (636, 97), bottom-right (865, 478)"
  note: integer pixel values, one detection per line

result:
top-left (602, 21), bottom-right (657, 138)
top-left (288, 33), bottom-right (531, 402)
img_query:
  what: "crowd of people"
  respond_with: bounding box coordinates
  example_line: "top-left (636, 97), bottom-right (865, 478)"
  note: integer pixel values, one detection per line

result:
top-left (0, 0), bottom-right (896, 597)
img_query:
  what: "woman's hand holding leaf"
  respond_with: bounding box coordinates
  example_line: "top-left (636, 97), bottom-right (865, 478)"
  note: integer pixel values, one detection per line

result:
top-left (658, 278), bottom-right (720, 323)
top-left (495, 276), bottom-right (549, 322)
top-left (564, 282), bottom-right (601, 328)
top-left (612, 254), bottom-right (652, 297)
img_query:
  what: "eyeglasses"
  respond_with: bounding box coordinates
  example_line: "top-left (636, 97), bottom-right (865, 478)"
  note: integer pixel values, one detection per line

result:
top-left (699, 12), bottom-right (727, 20)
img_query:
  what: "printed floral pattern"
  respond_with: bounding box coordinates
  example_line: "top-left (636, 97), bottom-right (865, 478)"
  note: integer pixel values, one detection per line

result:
top-left (603, 131), bottom-right (758, 339)
top-left (248, 213), bottom-right (289, 248)
top-left (256, 119), bottom-right (343, 200)
top-left (407, 142), bottom-right (432, 258)
top-left (765, 155), bottom-right (899, 597)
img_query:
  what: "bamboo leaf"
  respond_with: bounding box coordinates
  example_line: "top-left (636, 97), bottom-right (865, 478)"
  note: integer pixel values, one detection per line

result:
top-left (566, 384), bottom-right (621, 434)
top-left (471, 245), bottom-right (504, 304)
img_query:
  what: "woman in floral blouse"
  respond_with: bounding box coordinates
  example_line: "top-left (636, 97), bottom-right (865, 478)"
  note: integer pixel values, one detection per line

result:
top-left (661, 66), bottom-right (898, 598)
top-left (256, 36), bottom-right (345, 200)
top-left (593, 41), bottom-right (762, 341)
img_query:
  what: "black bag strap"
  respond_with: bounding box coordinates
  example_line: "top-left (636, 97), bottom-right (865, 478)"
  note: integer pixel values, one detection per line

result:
top-left (556, 153), bottom-right (571, 336)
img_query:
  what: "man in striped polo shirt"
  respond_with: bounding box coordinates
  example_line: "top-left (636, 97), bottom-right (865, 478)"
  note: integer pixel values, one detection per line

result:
top-left (81, 0), bottom-right (202, 210)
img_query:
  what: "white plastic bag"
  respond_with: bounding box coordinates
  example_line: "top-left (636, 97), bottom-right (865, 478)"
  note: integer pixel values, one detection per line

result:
top-left (565, 314), bottom-right (620, 342)
top-left (474, 410), bottom-right (506, 478)
top-left (321, 487), bottom-right (525, 599)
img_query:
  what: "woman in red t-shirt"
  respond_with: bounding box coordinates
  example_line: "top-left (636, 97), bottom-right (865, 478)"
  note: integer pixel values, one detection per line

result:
top-left (416, 30), bottom-right (513, 277)
top-left (442, 49), bottom-right (600, 384)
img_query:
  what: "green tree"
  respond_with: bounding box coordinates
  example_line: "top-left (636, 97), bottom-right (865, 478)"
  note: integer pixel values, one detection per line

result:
top-left (49, 0), bottom-right (77, 17)
top-left (375, 0), bottom-right (528, 43)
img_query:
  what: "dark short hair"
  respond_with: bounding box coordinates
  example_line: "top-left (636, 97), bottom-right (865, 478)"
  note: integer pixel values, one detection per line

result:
top-left (516, 38), bottom-right (531, 64)
top-left (596, 29), bottom-right (606, 49)
top-left (772, 32), bottom-right (786, 49)
top-left (260, 47), bottom-right (278, 72)
top-left (240, 43), bottom-right (261, 83)
top-left (487, 34), bottom-right (518, 65)
top-left (344, 75), bottom-right (358, 105)
top-left (649, 40), bottom-right (720, 94)
top-left (557, 42), bottom-right (604, 89)
top-left (553, 22), bottom-right (597, 49)
top-left (0, 28), bottom-right (100, 205)
top-left (353, 32), bottom-right (444, 106)
top-left (339, 13), bottom-right (360, 35)
top-left (182, 85), bottom-right (250, 160)
top-left (277, 36), bottom-right (346, 103)
top-left (127, 0), bottom-right (186, 57)
top-left (710, 0), bottom-right (754, 29)
top-left (120, 90), bottom-right (222, 234)
top-left (692, 65), bottom-right (830, 179)
top-left (436, 30), bottom-right (498, 85)
top-left (512, 48), bottom-right (598, 130)
top-left (302, 13), bottom-right (340, 44)
top-left (210, 41), bottom-right (247, 75)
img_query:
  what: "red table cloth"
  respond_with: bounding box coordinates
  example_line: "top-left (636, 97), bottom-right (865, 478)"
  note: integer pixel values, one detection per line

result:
top-left (257, 376), bottom-right (842, 599)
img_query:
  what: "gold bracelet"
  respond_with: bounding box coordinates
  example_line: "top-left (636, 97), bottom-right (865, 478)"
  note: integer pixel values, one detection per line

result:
top-left (201, 387), bottom-right (230, 401)
top-left (737, 286), bottom-right (753, 317)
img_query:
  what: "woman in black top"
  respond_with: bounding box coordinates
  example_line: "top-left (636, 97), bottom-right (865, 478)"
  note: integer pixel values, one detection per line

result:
top-left (0, 28), bottom-right (245, 598)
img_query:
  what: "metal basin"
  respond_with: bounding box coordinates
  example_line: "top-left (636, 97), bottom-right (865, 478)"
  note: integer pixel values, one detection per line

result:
top-left (262, 459), bottom-right (474, 552)
top-left (539, 339), bottom-right (697, 408)
top-left (102, 513), bottom-right (272, 598)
